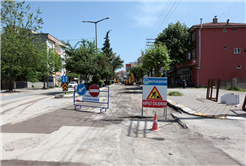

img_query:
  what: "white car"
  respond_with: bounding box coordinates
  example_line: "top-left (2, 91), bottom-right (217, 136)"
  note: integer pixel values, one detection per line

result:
top-left (68, 81), bottom-right (78, 88)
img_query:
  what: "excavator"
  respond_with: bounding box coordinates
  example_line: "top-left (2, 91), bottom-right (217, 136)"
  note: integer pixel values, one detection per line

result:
top-left (125, 73), bottom-right (134, 85)
top-left (114, 78), bottom-right (119, 83)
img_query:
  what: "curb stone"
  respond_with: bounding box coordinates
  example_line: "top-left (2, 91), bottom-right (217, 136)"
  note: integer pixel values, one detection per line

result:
top-left (0, 92), bottom-right (24, 97)
top-left (167, 99), bottom-right (245, 120)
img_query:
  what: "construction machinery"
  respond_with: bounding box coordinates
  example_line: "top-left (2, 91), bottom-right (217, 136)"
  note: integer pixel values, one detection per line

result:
top-left (125, 73), bottom-right (134, 85)
top-left (114, 78), bottom-right (119, 83)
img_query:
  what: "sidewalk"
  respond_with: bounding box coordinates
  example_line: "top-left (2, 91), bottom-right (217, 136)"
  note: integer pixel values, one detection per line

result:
top-left (167, 88), bottom-right (246, 120)
top-left (0, 87), bottom-right (61, 97)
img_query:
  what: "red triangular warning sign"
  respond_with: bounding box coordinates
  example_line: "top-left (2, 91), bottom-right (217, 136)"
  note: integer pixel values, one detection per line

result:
top-left (147, 86), bottom-right (163, 100)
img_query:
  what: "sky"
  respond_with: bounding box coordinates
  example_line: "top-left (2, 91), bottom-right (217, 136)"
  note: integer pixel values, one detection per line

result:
top-left (25, 0), bottom-right (245, 72)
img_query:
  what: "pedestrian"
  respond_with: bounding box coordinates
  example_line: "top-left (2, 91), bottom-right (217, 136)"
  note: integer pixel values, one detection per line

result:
top-left (183, 78), bottom-right (186, 89)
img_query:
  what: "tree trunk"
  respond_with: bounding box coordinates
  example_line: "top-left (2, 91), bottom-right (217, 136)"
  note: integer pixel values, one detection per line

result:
top-left (43, 75), bottom-right (46, 89)
top-left (9, 57), bottom-right (13, 91)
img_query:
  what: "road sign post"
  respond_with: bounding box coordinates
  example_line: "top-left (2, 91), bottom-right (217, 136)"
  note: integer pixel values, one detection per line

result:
top-left (142, 77), bottom-right (167, 118)
top-left (61, 75), bottom-right (69, 94)
top-left (62, 83), bottom-right (68, 94)
top-left (61, 75), bottom-right (69, 83)
top-left (77, 84), bottom-right (86, 96)
top-left (89, 84), bottom-right (100, 97)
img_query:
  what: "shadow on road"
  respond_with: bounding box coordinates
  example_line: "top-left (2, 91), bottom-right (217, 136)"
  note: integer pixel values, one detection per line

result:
top-left (119, 91), bottom-right (142, 94)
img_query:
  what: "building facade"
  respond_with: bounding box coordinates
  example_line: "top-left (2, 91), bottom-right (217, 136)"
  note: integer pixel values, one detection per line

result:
top-left (33, 32), bottom-right (66, 87)
top-left (174, 17), bottom-right (246, 87)
top-left (125, 62), bottom-right (138, 74)
top-left (116, 70), bottom-right (126, 79)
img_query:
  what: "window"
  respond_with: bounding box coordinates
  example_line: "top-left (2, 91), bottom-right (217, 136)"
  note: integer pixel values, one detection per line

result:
top-left (56, 45), bottom-right (61, 52)
top-left (234, 48), bottom-right (241, 54)
top-left (48, 41), bottom-right (53, 48)
top-left (192, 49), bottom-right (196, 59)
top-left (192, 32), bottom-right (195, 41)
top-left (233, 28), bottom-right (237, 31)
top-left (223, 29), bottom-right (227, 32)
top-left (187, 52), bottom-right (191, 60)
top-left (224, 47), bottom-right (227, 50)
top-left (237, 65), bottom-right (241, 69)
top-left (61, 49), bottom-right (65, 55)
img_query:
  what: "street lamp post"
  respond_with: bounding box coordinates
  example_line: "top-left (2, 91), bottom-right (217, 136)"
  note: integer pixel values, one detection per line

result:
top-left (82, 17), bottom-right (110, 50)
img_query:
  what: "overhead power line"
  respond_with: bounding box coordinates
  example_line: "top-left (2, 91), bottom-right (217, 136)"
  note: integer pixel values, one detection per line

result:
top-left (151, 0), bottom-right (180, 39)
top-left (147, 1), bottom-right (170, 39)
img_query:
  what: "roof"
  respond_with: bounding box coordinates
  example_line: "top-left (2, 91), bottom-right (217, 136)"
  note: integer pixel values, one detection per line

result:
top-left (189, 22), bottom-right (246, 32)
top-left (116, 70), bottom-right (125, 74)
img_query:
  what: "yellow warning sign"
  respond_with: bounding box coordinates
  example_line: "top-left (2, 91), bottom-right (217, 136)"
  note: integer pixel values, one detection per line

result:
top-left (62, 83), bottom-right (68, 91)
top-left (147, 86), bottom-right (163, 100)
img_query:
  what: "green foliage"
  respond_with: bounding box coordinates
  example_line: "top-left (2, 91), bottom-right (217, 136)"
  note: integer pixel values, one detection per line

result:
top-left (142, 43), bottom-right (172, 77)
top-left (102, 30), bottom-right (113, 63)
top-left (155, 21), bottom-right (192, 66)
top-left (1, 0), bottom-right (44, 90)
top-left (111, 53), bottom-right (124, 78)
top-left (104, 80), bottom-right (110, 85)
top-left (96, 52), bottom-right (112, 80)
top-left (99, 80), bottom-right (104, 87)
top-left (92, 75), bottom-right (101, 85)
top-left (130, 65), bottom-right (147, 79)
top-left (168, 91), bottom-right (184, 96)
top-left (38, 46), bottom-right (62, 88)
top-left (64, 39), bottom-right (98, 82)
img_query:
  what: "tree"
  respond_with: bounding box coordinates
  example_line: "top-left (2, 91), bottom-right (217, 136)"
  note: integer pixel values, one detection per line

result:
top-left (142, 44), bottom-right (172, 77)
top-left (1, 0), bottom-right (44, 91)
top-left (130, 65), bottom-right (147, 79)
top-left (39, 46), bottom-right (62, 88)
top-left (155, 21), bottom-right (192, 71)
top-left (111, 53), bottom-right (124, 79)
top-left (96, 52), bottom-right (112, 80)
top-left (64, 39), bottom-right (98, 83)
top-left (102, 30), bottom-right (113, 63)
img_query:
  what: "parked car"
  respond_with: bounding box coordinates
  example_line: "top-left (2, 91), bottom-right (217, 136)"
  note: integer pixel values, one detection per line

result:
top-left (68, 81), bottom-right (78, 88)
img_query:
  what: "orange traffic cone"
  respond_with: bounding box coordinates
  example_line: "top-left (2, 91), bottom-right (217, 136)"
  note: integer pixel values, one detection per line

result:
top-left (151, 113), bottom-right (160, 131)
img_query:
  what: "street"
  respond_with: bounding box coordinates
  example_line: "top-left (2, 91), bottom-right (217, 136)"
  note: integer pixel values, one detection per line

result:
top-left (1, 84), bottom-right (245, 165)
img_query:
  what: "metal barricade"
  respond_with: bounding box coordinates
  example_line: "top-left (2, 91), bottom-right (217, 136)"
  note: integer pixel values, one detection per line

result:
top-left (73, 85), bottom-right (109, 113)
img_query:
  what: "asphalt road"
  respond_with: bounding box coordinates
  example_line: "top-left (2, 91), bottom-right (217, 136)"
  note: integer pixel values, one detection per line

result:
top-left (1, 84), bottom-right (242, 165)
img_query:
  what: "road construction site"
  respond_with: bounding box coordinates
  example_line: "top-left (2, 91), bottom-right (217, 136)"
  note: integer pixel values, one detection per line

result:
top-left (1, 83), bottom-right (245, 165)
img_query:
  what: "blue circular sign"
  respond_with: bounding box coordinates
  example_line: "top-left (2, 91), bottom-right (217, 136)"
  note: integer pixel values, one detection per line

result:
top-left (77, 84), bottom-right (86, 96)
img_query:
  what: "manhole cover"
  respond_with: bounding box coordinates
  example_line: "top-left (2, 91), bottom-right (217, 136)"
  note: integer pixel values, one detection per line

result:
top-left (4, 137), bottom-right (40, 151)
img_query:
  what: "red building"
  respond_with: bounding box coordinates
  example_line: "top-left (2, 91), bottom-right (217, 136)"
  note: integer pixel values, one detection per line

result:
top-left (125, 62), bottom-right (137, 74)
top-left (175, 17), bottom-right (246, 87)
top-left (126, 64), bottom-right (131, 73)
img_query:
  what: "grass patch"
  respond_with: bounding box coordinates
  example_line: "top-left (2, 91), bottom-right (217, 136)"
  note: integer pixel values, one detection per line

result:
top-left (168, 91), bottom-right (184, 96)
top-left (222, 87), bottom-right (246, 92)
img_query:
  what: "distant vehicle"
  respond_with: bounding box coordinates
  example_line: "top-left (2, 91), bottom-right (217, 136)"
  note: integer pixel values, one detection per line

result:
top-left (68, 81), bottom-right (78, 88)
top-left (125, 73), bottom-right (134, 85)
top-left (114, 78), bottom-right (120, 83)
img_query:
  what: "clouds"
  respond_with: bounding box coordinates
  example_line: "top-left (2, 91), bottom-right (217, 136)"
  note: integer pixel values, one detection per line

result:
top-left (129, 2), bottom-right (167, 27)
